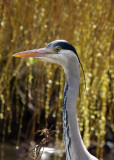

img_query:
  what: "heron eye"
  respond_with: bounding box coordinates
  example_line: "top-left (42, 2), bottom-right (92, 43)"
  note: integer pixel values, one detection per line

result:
top-left (56, 47), bottom-right (61, 52)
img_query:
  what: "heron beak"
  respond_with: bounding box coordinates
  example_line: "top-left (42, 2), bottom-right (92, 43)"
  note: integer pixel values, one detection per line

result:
top-left (12, 48), bottom-right (54, 58)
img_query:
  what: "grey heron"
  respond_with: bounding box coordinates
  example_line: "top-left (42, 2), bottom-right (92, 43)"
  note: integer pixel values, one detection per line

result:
top-left (13, 40), bottom-right (98, 160)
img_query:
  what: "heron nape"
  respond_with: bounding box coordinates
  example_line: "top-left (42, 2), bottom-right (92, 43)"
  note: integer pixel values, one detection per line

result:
top-left (13, 40), bottom-right (98, 160)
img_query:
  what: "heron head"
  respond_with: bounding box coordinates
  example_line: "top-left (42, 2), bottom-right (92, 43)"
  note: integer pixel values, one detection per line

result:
top-left (13, 40), bottom-right (80, 68)
top-left (13, 40), bottom-right (86, 87)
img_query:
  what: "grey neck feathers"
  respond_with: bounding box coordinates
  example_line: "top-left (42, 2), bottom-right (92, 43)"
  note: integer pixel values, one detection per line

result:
top-left (62, 61), bottom-right (98, 160)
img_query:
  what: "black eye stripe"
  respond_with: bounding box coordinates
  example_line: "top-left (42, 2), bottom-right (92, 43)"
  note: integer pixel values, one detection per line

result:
top-left (46, 40), bottom-right (76, 55)
top-left (46, 40), bottom-right (78, 59)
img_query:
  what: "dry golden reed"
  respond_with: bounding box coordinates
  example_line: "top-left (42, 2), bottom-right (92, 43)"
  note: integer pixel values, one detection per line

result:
top-left (0, 0), bottom-right (113, 160)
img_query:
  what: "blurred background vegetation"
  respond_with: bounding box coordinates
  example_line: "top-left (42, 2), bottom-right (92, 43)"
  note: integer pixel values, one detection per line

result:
top-left (0, 0), bottom-right (113, 160)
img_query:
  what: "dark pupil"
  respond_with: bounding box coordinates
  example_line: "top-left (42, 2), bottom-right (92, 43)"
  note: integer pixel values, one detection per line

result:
top-left (57, 48), bottom-right (60, 51)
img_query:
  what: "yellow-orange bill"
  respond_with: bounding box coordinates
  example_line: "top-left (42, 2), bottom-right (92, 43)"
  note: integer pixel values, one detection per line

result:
top-left (12, 48), bottom-right (53, 58)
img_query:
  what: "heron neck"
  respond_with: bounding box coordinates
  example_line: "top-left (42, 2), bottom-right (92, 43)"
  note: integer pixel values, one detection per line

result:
top-left (62, 63), bottom-right (94, 160)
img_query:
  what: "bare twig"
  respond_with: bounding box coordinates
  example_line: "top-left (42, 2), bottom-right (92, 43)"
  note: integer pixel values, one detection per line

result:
top-left (18, 126), bottom-right (55, 160)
